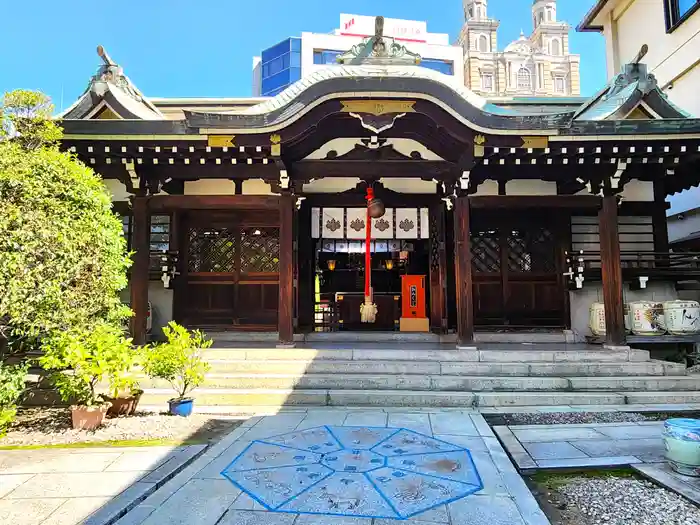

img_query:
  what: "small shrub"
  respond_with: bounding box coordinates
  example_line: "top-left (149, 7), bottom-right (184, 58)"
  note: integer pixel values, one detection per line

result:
top-left (0, 362), bottom-right (28, 436)
top-left (142, 322), bottom-right (211, 401)
top-left (39, 323), bottom-right (138, 406)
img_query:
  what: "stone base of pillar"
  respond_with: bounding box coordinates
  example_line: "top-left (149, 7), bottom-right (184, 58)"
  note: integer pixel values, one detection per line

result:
top-left (603, 344), bottom-right (631, 351)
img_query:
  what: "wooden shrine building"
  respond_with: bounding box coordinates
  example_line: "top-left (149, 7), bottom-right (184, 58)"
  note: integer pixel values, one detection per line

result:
top-left (58, 31), bottom-right (700, 348)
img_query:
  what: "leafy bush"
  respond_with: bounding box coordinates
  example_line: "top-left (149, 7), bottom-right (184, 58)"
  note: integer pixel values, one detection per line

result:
top-left (142, 322), bottom-right (212, 400)
top-left (39, 323), bottom-right (138, 406)
top-left (0, 90), bottom-right (131, 343)
top-left (0, 362), bottom-right (28, 436)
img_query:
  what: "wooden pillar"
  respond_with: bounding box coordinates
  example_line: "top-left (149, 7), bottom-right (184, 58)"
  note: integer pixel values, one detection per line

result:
top-left (130, 196), bottom-right (150, 345)
top-left (278, 193), bottom-right (295, 346)
top-left (653, 177), bottom-right (669, 253)
top-left (429, 204), bottom-right (447, 333)
top-left (599, 195), bottom-right (625, 346)
top-left (454, 196), bottom-right (474, 346)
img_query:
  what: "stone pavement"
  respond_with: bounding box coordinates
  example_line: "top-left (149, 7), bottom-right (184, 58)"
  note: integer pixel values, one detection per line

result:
top-left (495, 420), bottom-right (666, 471)
top-left (496, 419), bottom-right (700, 506)
top-left (115, 409), bottom-right (550, 525)
top-left (0, 444), bottom-right (206, 525)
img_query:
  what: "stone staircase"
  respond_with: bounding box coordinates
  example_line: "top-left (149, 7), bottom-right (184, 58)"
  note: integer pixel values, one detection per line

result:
top-left (133, 344), bottom-right (700, 413)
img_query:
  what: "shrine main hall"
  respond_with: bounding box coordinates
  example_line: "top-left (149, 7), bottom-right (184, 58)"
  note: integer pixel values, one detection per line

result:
top-left (59, 30), bottom-right (700, 350)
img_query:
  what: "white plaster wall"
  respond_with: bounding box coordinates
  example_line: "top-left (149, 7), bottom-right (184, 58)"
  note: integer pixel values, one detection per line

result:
top-left (103, 179), bottom-right (131, 201)
top-left (303, 177), bottom-right (361, 193)
top-left (300, 32), bottom-right (465, 86)
top-left (474, 180), bottom-right (499, 196)
top-left (184, 180), bottom-right (235, 195)
top-left (380, 179), bottom-right (437, 194)
top-left (569, 281), bottom-right (678, 338)
top-left (505, 180), bottom-right (557, 196)
top-left (602, 0), bottom-right (700, 115)
top-left (621, 180), bottom-right (654, 201)
top-left (243, 179), bottom-right (274, 195)
top-left (120, 283), bottom-right (174, 340)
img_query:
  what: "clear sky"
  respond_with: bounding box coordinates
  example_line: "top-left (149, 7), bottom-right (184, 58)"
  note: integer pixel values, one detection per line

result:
top-left (0, 0), bottom-right (606, 109)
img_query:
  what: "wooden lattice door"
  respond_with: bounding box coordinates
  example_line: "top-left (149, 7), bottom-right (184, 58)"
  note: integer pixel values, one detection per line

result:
top-left (471, 211), bottom-right (566, 327)
top-left (177, 212), bottom-right (280, 330)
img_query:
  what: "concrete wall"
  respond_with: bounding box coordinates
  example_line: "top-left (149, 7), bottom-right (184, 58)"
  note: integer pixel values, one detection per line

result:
top-left (598, 0), bottom-right (700, 116)
top-left (569, 281), bottom-right (678, 339)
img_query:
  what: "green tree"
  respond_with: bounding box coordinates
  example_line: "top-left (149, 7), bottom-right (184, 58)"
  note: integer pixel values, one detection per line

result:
top-left (0, 90), bottom-right (131, 343)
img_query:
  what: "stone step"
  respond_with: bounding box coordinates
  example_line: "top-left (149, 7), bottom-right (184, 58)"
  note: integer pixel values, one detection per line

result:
top-left (139, 373), bottom-right (699, 392)
top-left (205, 359), bottom-right (684, 377)
top-left (137, 388), bottom-right (638, 408)
top-left (202, 347), bottom-right (650, 363)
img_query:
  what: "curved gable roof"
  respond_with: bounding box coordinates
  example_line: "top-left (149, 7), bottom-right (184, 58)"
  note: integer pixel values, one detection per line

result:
top-left (185, 65), bottom-right (576, 135)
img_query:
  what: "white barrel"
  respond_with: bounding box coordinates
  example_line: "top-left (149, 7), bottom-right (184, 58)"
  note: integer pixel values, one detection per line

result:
top-left (630, 301), bottom-right (665, 335)
top-left (663, 300), bottom-right (700, 335)
top-left (589, 302), bottom-right (606, 336)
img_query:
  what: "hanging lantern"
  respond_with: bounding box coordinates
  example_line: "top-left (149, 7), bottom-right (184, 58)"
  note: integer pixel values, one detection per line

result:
top-left (385, 259), bottom-right (394, 270)
top-left (327, 259), bottom-right (337, 271)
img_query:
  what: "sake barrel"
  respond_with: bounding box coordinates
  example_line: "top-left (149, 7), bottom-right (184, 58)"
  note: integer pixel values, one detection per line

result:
top-left (664, 419), bottom-right (700, 476)
top-left (663, 300), bottom-right (700, 335)
top-left (589, 302), bottom-right (606, 336)
top-left (630, 301), bottom-right (665, 335)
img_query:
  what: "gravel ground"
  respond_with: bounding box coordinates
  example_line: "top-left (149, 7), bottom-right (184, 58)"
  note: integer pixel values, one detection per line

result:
top-left (0, 408), bottom-right (242, 446)
top-left (550, 476), bottom-right (700, 525)
top-left (498, 411), bottom-right (651, 426)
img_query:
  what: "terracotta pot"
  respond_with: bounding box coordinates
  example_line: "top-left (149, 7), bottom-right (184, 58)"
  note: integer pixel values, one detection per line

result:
top-left (71, 403), bottom-right (111, 430)
top-left (104, 390), bottom-right (144, 417)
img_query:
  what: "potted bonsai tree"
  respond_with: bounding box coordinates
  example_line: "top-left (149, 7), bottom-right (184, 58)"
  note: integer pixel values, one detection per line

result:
top-left (142, 322), bottom-right (211, 416)
top-left (39, 323), bottom-right (131, 430)
top-left (102, 340), bottom-right (145, 417)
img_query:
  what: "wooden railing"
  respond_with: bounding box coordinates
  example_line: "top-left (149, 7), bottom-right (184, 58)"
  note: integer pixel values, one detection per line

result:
top-left (565, 250), bottom-right (700, 283)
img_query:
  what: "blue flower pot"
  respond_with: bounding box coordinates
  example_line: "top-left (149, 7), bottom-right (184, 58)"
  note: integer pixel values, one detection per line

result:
top-left (168, 398), bottom-right (194, 417)
top-left (664, 418), bottom-right (700, 476)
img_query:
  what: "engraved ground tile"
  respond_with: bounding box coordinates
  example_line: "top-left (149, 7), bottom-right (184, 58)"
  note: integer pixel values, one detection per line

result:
top-left (220, 426), bottom-right (483, 521)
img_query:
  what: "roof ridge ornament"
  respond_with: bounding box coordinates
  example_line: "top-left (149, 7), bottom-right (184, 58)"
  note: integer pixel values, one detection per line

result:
top-left (605, 44), bottom-right (657, 99)
top-left (93, 45), bottom-right (145, 103)
top-left (335, 16), bottom-right (422, 66)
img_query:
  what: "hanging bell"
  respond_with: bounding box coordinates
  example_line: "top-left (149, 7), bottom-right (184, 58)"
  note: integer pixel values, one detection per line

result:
top-left (367, 197), bottom-right (386, 219)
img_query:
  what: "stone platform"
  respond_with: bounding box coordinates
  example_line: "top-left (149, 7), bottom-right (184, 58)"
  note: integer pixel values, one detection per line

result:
top-left (116, 409), bottom-right (550, 525)
top-left (131, 343), bottom-right (699, 412)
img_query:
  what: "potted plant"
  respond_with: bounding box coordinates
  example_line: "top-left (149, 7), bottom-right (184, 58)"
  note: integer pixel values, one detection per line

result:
top-left (142, 322), bottom-right (211, 417)
top-left (102, 340), bottom-right (145, 417)
top-left (39, 323), bottom-right (130, 430)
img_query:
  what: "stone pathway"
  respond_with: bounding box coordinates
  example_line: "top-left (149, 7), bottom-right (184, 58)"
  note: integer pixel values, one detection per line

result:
top-left (496, 419), bottom-right (700, 507)
top-left (116, 409), bottom-right (550, 524)
top-left (0, 444), bottom-right (206, 525)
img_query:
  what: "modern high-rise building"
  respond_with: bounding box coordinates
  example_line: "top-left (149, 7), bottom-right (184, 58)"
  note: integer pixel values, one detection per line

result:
top-left (252, 14), bottom-right (465, 96)
top-left (457, 0), bottom-right (581, 97)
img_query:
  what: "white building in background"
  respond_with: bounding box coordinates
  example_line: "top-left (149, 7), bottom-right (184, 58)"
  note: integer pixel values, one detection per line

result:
top-left (252, 14), bottom-right (464, 97)
top-left (579, 0), bottom-right (700, 234)
top-left (457, 0), bottom-right (581, 97)
top-left (578, 0), bottom-right (700, 117)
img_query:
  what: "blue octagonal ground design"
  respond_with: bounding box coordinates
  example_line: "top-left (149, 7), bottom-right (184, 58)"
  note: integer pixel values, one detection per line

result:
top-left (221, 425), bottom-right (483, 520)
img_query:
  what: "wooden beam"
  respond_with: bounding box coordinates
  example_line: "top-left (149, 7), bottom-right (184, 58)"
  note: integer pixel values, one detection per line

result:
top-left (130, 197), bottom-right (150, 345)
top-left (599, 196), bottom-right (626, 346)
top-left (429, 204), bottom-right (448, 334)
top-left (148, 195), bottom-right (281, 212)
top-left (454, 196), bottom-right (474, 346)
top-left (292, 160), bottom-right (453, 180)
top-left (469, 195), bottom-right (601, 209)
top-left (278, 193), bottom-right (295, 346)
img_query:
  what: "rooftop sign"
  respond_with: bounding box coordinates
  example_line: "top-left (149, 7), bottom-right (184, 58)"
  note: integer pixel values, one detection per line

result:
top-left (339, 13), bottom-right (428, 43)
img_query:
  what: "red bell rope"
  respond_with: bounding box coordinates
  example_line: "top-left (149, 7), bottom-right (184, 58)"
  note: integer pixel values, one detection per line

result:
top-left (364, 187), bottom-right (374, 299)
